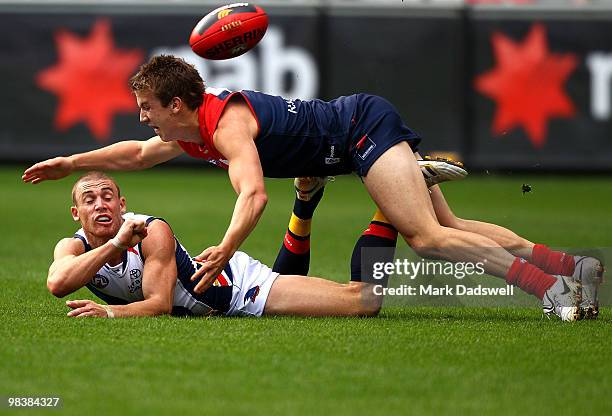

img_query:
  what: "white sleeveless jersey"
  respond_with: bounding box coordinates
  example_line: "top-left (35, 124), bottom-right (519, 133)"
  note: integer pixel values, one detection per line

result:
top-left (74, 212), bottom-right (278, 317)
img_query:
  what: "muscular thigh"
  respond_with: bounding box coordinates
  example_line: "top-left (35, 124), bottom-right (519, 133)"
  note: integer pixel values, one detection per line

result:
top-left (363, 142), bottom-right (439, 240)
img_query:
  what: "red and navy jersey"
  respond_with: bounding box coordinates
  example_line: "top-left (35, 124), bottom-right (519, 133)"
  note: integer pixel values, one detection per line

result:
top-left (179, 88), bottom-right (420, 178)
top-left (242, 90), bottom-right (359, 177)
top-left (176, 87), bottom-right (236, 170)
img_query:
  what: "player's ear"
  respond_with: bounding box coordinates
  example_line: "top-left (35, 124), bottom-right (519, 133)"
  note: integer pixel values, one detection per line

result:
top-left (70, 206), bottom-right (80, 222)
top-left (170, 97), bottom-right (182, 113)
top-left (119, 197), bottom-right (127, 214)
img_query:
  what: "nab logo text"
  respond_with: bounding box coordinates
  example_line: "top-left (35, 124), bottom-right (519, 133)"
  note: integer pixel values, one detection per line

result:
top-left (153, 27), bottom-right (319, 99)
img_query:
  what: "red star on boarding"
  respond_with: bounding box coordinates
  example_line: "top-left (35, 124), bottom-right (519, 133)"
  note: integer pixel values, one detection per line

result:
top-left (36, 20), bottom-right (144, 142)
top-left (474, 24), bottom-right (577, 148)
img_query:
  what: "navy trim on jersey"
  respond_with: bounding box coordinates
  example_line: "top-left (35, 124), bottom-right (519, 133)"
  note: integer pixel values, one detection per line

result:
top-left (73, 234), bottom-right (91, 251)
top-left (138, 217), bottom-right (164, 262)
top-left (174, 239), bottom-right (232, 313)
top-left (216, 89), bottom-right (232, 101)
top-left (145, 217), bottom-right (160, 226)
top-left (171, 306), bottom-right (194, 317)
top-left (223, 263), bottom-right (234, 282)
top-left (86, 283), bottom-right (129, 305)
top-left (137, 241), bottom-right (145, 263)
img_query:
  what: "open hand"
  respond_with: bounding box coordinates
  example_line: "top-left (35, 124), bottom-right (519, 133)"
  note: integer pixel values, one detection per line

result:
top-left (191, 245), bottom-right (233, 294)
top-left (66, 299), bottom-right (110, 318)
top-left (22, 157), bottom-right (74, 184)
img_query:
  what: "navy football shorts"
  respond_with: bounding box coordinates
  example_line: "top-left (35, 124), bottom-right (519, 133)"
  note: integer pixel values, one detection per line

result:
top-left (348, 94), bottom-right (421, 177)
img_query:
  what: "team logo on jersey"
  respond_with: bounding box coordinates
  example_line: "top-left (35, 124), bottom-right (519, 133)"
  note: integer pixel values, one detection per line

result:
top-left (355, 134), bottom-right (376, 161)
top-left (92, 274), bottom-right (109, 289)
top-left (244, 285), bottom-right (260, 303)
top-left (128, 269), bottom-right (142, 293)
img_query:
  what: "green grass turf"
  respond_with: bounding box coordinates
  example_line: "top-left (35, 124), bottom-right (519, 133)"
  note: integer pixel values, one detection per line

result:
top-left (1, 165), bottom-right (611, 415)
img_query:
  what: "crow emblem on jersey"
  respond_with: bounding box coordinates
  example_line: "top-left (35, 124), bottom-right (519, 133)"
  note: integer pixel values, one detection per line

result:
top-left (128, 269), bottom-right (142, 293)
top-left (244, 285), bottom-right (260, 303)
top-left (92, 274), bottom-right (109, 289)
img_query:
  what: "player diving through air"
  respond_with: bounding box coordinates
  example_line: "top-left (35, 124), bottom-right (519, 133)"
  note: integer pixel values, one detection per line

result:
top-left (25, 55), bottom-right (603, 321)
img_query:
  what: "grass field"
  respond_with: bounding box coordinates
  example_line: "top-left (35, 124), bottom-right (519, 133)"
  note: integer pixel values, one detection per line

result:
top-left (1, 165), bottom-right (611, 415)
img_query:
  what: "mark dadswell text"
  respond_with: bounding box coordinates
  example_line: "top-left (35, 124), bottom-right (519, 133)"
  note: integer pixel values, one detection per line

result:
top-left (374, 284), bottom-right (515, 297)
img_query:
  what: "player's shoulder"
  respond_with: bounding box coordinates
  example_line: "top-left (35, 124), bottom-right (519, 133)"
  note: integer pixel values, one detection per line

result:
top-left (205, 86), bottom-right (233, 100)
top-left (130, 212), bottom-right (174, 244)
top-left (123, 212), bottom-right (172, 234)
top-left (54, 236), bottom-right (86, 257)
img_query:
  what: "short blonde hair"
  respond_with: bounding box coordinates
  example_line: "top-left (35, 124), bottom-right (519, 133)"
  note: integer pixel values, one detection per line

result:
top-left (71, 171), bottom-right (121, 205)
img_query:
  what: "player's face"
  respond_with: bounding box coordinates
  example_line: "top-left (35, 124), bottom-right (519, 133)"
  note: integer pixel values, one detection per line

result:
top-left (135, 89), bottom-right (177, 142)
top-left (71, 180), bottom-right (126, 238)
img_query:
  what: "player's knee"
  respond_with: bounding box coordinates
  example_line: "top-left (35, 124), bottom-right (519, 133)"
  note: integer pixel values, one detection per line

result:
top-left (406, 231), bottom-right (446, 259)
top-left (437, 213), bottom-right (461, 229)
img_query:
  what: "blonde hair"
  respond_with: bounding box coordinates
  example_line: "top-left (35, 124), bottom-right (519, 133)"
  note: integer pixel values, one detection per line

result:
top-left (71, 171), bottom-right (121, 205)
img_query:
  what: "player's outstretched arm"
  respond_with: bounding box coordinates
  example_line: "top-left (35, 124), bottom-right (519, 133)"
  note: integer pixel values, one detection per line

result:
top-left (191, 99), bottom-right (266, 293)
top-left (22, 137), bottom-right (184, 184)
top-left (47, 218), bottom-right (148, 298)
top-left (67, 220), bottom-right (177, 318)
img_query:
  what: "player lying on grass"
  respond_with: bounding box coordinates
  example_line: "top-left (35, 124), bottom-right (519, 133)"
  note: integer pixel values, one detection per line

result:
top-left (48, 172), bottom-right (386, 318)
top-left (26, 55), bottom-right (601, 321)
top-left (51, 172), bottom-right (601, 321)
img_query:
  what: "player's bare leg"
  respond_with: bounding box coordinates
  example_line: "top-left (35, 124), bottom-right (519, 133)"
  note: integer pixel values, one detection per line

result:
top-left (362, 142), bottom-right (583, 321)
top-left (363, 142), bottom-right (514, 276)
top-left (428, 178), bottom-right (603, 318)
top-left (263, 276), bottom-right (380, 317)
top-left (427, 183), bottom-right (535, 259)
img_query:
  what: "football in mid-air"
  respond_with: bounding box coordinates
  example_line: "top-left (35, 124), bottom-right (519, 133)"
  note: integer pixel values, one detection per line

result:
top-left (189, 3), bottom-right (268, 60)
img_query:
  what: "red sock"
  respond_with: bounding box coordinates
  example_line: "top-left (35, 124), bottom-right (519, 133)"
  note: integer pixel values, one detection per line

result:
top-left (506, 258), bottom-right (557, 299)
top-left (531, 244), bottom-right (575, 276)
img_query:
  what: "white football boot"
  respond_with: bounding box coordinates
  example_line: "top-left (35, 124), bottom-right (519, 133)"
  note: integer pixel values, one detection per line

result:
top-left (572, 256), bottom-right (604, 319)
top-left (294, 176), bottom-right (333, 201)
top-left (542, 275), bottom-right (583, 322)
top-left (418, 156), bottom-right (468, 188)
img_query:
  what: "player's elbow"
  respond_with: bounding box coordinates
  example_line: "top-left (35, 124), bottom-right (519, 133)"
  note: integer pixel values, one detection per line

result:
top-left (245, 188), bottom-right (268, 213)
top-left (160, 298), bottom-right (174, 315)
top-left (134, 147), bottom-right (153, 170)
top-left (148, 294), bottom-right (174, 316)
top-left (46, 276), bottom-right (70, 298)
top-left (255, 191), bottom-right (268, 211)
top-left (155, 300), bottom-right (173, 316)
